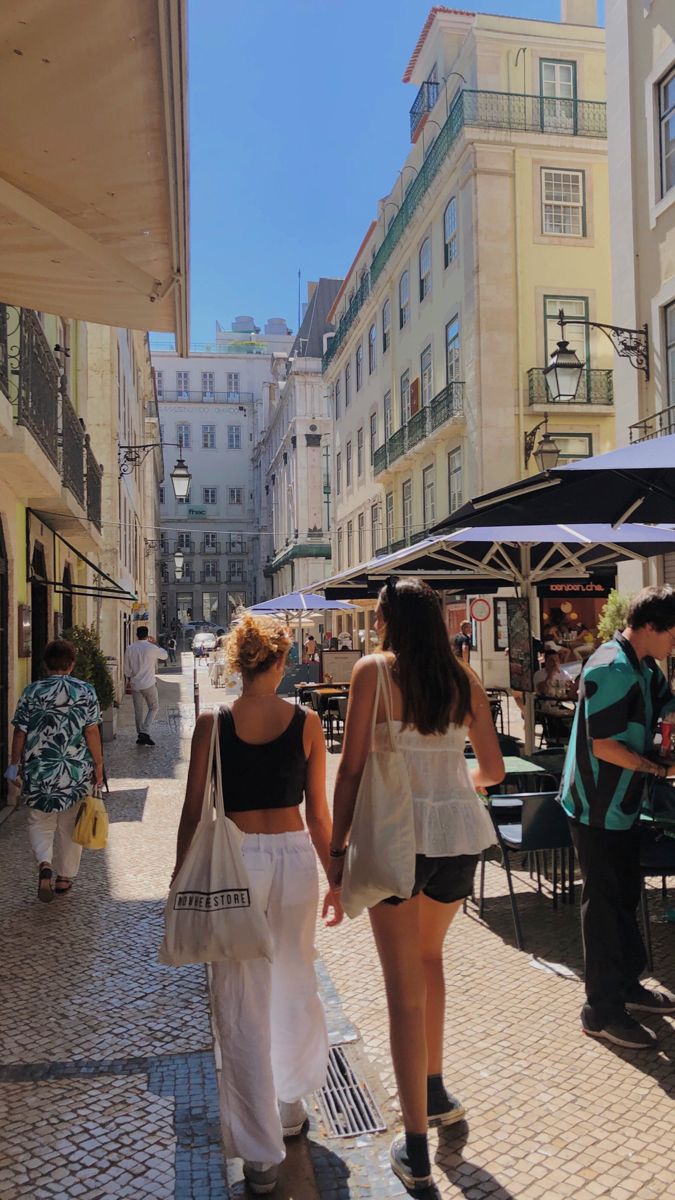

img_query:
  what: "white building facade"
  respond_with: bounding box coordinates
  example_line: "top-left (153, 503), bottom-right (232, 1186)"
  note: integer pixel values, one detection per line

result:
top-left (152, 317), bottom-right (293, 633)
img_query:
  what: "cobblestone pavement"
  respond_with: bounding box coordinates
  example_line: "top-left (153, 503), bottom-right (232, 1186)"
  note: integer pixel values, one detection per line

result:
top-left (1, 660), bottom-right (674, 1199)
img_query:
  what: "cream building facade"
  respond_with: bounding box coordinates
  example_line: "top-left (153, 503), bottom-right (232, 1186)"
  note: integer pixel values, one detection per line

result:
top-left (326, 1), bottom-right (613, 595)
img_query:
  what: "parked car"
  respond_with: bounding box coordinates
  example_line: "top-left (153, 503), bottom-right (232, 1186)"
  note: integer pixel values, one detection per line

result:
top-left (192, 631), bottom-right (217, 652)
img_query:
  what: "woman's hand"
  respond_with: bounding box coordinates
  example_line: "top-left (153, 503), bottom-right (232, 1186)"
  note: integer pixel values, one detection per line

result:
top-left (322, 887), bottom-right (344, 926)
top-left (326, 854), bottom-right (345, 892)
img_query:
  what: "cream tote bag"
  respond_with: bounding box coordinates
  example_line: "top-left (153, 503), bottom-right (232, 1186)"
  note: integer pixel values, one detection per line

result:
top-left (341, 655), bottom-right (416, 919)
top-left (159, 712), bottom-right (273, 966)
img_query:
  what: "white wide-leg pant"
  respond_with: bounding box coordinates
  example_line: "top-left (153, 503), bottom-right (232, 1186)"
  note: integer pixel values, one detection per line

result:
top-left (26, 803), bottom-right (83, 878)
top-left (210, 830), bottom-right (329, 1166)
top-left (132, 685), bottom-right (159, 735)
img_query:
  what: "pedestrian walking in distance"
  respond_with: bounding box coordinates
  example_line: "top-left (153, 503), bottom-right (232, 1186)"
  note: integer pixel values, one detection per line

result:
top-left (167, 635), bottom-right (177, 663)
top-left (171, 613), bottom-right (342, 1195)
top-left (329, 578), bottom-right (504, 1191)
top-left (123, 626), bottom-right (168, 746)
top-left (560, 585), bottom-right (675, 1050)
top-left (7, 639), bottom-right (104, 903)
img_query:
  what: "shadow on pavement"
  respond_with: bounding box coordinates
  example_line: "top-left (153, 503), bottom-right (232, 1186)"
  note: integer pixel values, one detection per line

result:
top-left (434, 1121), bottom-right (516, 1200)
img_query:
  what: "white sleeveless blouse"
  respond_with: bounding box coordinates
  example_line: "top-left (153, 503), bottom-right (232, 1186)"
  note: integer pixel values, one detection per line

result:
top-left (373, 721), bottom-right (496, 857)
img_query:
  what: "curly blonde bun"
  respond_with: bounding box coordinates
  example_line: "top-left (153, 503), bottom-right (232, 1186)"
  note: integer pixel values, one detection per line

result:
top-left (225, 613), bottom-right (292, 678)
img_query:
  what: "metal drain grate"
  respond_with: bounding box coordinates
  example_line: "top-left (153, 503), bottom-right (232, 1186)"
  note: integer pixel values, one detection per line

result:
top-left (313, 1044), bottom-right (386, 1137)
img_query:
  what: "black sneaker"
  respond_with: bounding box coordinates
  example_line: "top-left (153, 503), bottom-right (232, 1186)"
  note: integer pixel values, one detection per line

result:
top-left (428, 1091), bottom-right (466, 1128)
top-left (581, 1008), bottom-right (657, 1049)
top-left (625, 985), bottom-right (675, 1015)
top-left (137, 733), bottom-right (156, 746)
top-left (389, 1135), bottom-right (433, 1190)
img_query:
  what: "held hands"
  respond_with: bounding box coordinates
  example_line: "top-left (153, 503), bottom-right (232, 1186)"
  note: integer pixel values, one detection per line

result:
top-left (326, 854), bottom-right (345, 892)
top-left (322, 887), bottom-right (344, 926)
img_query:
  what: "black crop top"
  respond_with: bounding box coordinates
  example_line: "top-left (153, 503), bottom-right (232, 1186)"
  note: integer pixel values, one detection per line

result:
top-left (217, 705), bottom-right (307, 812)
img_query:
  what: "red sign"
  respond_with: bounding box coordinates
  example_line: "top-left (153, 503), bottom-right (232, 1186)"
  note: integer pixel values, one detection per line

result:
top-left (470, 597), bottom-right (492, 622)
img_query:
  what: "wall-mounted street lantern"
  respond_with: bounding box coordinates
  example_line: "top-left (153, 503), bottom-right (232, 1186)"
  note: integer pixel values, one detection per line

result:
top-left (173, 548), bottom-right (184, 579)
top-left (524, 414), bottom-right (561, 471)
top-left (543, 308), bottom-right (649, 405)
top-left (118, 438), bottom-right (192, 501)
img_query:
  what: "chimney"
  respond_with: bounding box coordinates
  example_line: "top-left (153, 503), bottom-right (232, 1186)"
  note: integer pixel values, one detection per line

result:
top-left (560, 0), bottom-right (597, 25)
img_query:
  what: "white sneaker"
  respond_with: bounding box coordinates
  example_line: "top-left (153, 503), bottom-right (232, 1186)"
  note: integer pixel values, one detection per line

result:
top-left (279, 1098), bottom-right (308, 1137)
top-left (242, 1161), bottom-right (278, 1194)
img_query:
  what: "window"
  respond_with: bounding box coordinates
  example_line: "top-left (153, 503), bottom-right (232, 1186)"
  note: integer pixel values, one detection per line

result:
top-left (421, 345), bottom-right (433, 406)
top-left (204, 531), bottom-right (218, 551)
top-left (227, 424), bottom-right (242, 449)
top-left (540, 60), bottom-right (576, 133)
top-left (399, 271), bottom-right (410, 329)
top-left (542, 168), bottom-right (585, 236)
top-left (177, 593), bottom-right (193, 623)
top-left (176, 370), bottom-right (189, 398)
top-left (201, 370), bottom-right (215, 398)
top-left (345, 362), bottom-right (352, 408)
top-left (346, 520), bottom-right (353, 566)
top-left (160, 533), bottom-right (169, 553)
top-left (382, 299), bottom-right (391, 352)
top-left (371, 502), bottom-right (382, 554)
top-left (423, 464), bottom-right (436, 527)
top-left (358, 512), bottom-right (366, 562)
top-left (667, 301), bottom-right (675, 407)
top-left (226, 372), bottom-right (240, 397)
top-left (400, 370), bottom-right (411, 424)
top-left (443, 198), bottom-right (457, 267)
top-left (202, 424), bottom-right (216, 449)
top-left (355, 344), bottom-right (363, 391)
top-left (385, 491), bottom-right (394, 547)
top-left (369, 412), bottom-right (377, 464)
top-left (544, 297), bottom-right (589, 377)
top-left (335, 378), bottom-right (341, 420)
top-left (346, 440), bottom-right (352, 486)
top-left (176, 422), bottom-right (190, 449)
top-left (177, 488), bottom-right (191, 505)
top-left (448, 447), bottom-right (463, 513)
top-left (446, 317), bottom-right (460, 384)
top-left (228, 560), bottom-right (244, 582)
top-left (551, 433), bottom-right (593, 462)
top-left (419, 238), bottom-right (432, 301)
top-left (229, 487), bottom-right (243, 505)
top-left (357, 427), bottom-right (364, 476)
top-left (384, 390), bottom-right (392, 441)
top-left (155, 370), bottom-right (164, 398)
top-left (368, 323), bottom-right (377, 373)
top-left (337, 527), bottom-right (343, 572)
top-left (160, 563), bottom-right (169, 583)
top-left (660, 68), bottom-right (675, 197)
top-left (177, 531), bottom-right (191, 550)
top-left (203, 593), bottom-right (219, 623)
top-left (230, 535), bottom-right (245, 553)
top-left (402, 479), bottom-right (412, 542)
top-left (203, 560), bottom-right (218, 580)
top-left (336, 452), bottom-right (342, 494)
top-left (158, 485), bottom-right (165, 505)
top-left (202, 486), bottom-right (217, 504)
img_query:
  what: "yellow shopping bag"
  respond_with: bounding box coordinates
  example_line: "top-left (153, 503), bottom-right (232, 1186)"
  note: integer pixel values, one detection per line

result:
top-left (72, 790), bottom-right (108, 850)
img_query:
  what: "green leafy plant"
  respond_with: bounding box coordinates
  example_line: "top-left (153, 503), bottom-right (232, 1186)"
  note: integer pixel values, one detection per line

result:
top-left (64, 624), bottom-right (115, 712)
top-left (597, 590), bottom-right (631, 643)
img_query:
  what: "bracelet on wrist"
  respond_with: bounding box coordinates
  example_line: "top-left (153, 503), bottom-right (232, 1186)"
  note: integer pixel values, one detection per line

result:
top-left (329, 846), bottom-right (347, 858)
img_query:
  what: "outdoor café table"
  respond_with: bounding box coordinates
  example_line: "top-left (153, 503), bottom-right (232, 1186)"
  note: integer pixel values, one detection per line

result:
top-left (465, 754), bottom-right (547, 795)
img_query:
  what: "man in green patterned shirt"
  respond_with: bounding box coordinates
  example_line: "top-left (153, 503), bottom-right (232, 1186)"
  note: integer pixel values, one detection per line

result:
top-left (561, 586), bottom-right (675, 1049)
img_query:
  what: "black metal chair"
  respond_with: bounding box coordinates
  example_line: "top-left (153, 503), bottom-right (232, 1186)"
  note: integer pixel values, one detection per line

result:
top-left (639, 830), bottom-right (675, 973)
top-left (479, 792), bottom-right (574, 951)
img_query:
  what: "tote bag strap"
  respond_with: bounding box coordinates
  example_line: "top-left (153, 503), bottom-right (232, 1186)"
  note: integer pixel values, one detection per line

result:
top-left (199, 711), bottom-right (220, 822)
top-left (374, 654), bottom-right (397, 751)
top-left (212, 708), bottom-right (228, 822)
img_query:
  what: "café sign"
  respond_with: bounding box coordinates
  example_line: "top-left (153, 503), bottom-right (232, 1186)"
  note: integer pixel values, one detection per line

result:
top-left (187, 506), bottom-right (207, 517)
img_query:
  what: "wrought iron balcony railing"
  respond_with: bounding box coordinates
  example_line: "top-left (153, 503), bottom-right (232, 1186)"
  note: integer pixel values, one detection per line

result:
top-left (373, 384), bottom-right (465, 475)
top-left (60, 389), bottom-right (85, 506)
top-left (0, 304), bottom-right (8, 396)
top-left (200, 541), bottom-right (222, 554)
top-left (387, 426), bottom-right (407, 464)
top-left (410, 79), bottom-right (440, 140)
top-left (527, 367), bottom-right (614, 406)
top-left (201, 570), bottom-right (221, 583)
top-left (159, 390), bottom-right (254, 404)
top-left (227, 572), bottom-right (247, 584)
top-left (407, 406), bottom-right (429, 449)
top-left (629, 404), bottom-right (675, 443)
top-left (373, 443), bottom-right (388, 476)
top-left (322, 272), bottom-right (370, 370)
top-left (430, 381), bottom-right (465, 428)
top-left (85, 435), bottom-right (103, 530)
top-left (15, 308), bottom-right (60, 468)
top-left (226, 541), bottom-right (247, 555)
top-left (175, 540), bottom-right (195, 555)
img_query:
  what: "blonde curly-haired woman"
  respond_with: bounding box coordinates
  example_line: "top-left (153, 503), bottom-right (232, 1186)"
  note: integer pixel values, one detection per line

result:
top-left (171, 614), bottom-right (342, 1195)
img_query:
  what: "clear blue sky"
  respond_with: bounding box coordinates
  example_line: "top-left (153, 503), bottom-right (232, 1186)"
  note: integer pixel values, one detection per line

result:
top-left (187, 0), bottom-right (605, 342)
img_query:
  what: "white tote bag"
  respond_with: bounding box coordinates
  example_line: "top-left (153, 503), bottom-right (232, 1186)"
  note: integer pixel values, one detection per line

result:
top-left (159, 712), bottom-right (273, 966)
top-left (341, 656), bottom-right (416, 919)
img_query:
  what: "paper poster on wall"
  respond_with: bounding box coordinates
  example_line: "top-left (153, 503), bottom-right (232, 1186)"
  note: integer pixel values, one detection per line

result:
top-left (506, 597), bottom-right (534, 693)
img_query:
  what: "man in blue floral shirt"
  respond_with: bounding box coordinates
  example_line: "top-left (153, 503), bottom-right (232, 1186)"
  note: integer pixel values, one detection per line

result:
top-left (9, 639), bottom-right (103, 902)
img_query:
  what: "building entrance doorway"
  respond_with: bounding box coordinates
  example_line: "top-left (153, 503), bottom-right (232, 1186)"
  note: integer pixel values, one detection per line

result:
top-left (31, 543), bottom-right (49, 681)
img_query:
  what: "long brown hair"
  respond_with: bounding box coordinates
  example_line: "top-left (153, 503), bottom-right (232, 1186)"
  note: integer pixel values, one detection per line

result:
top-left (379, 577), bottom-right (472, 734)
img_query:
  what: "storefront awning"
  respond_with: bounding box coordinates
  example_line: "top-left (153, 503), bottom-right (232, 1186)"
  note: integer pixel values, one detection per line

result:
top-left (0, 0), bottom-right (189, 352)
top-left (29, 511), bottom-right (137, 601)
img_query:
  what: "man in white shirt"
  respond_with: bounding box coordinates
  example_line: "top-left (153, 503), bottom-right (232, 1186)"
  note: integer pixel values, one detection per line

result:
top-left (123, 627), bottom-right (168, 746)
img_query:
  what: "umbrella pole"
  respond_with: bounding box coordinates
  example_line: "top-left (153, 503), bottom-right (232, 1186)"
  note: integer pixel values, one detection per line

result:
top-left (522, 550), bottom-right (535, 757)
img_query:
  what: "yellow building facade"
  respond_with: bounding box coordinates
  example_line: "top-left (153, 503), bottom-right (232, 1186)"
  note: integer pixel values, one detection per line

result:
top-left (326, 3), bottom-right (614, 578)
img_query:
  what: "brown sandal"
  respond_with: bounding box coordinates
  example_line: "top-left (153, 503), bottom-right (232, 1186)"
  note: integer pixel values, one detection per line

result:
top-left (54, 876), bottom-right (73, 895)
top-left (38, 866), bottom-right (54, 903)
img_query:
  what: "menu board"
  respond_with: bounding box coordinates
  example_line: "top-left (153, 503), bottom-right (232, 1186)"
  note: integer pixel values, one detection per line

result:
top-left (506, 597), bottom-right (535, 693)
top-left (321, 650), bottom-right (361, 684)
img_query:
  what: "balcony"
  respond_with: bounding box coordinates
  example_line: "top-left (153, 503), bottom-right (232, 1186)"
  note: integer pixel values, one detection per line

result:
top-left (629, 404), bottom-right (675, 443)
top-left (227, 572), bottom-right (247, 585)
top-left (322, 273), bottom-right (370, 371)
top-left (226, 539), bottom-right (247, 555)
top-left (201, 570), bottom-right (221, 583)
top-left (527, 368), bottom-right (614, 406)
top-left (410, 79), bottom-right (440, 141)
top-left (159, 390), bottom-right (254, 404)
top-left (15, 307), bottom-right (60, 469)
top-left (85, 435), bottom-right (103, 531)
top-left (61, 390), bottom-right (85, 507)
top-left (200, 540), bottom-right (222, 554)
top-left (373, 383), bottom-right (465, 476)
top-left (175, 540), bottom-right (195, 555)
top-left (0, 304), bottom-right (7, 397)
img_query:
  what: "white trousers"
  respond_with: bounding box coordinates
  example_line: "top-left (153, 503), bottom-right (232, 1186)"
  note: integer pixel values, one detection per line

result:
top-left (26, 804), bottom-right (83, 878)
top-left (210, 830), bottom-right (329, 1166)
top-left (132, 685), bottom-right (159, 734)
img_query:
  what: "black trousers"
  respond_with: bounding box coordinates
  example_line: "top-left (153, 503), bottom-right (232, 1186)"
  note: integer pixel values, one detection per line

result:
top-left (568, 819), bottom-right (646, 1022)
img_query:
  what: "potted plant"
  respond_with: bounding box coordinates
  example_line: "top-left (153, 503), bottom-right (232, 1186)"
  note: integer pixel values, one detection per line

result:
top-left (597, 590), bottom-right (631, 643)
top-left (64, 624), bottom-right (117, 741)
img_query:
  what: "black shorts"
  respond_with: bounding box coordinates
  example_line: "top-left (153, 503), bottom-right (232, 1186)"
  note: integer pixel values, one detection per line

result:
top-left (383, 853), bottom-right (479, 906)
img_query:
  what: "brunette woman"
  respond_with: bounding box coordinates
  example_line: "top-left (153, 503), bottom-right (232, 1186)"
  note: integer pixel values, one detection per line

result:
top-left (329, 579), bottom-right (504, 1190)
top-left (172, 614), bottom-right (342, 1195)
